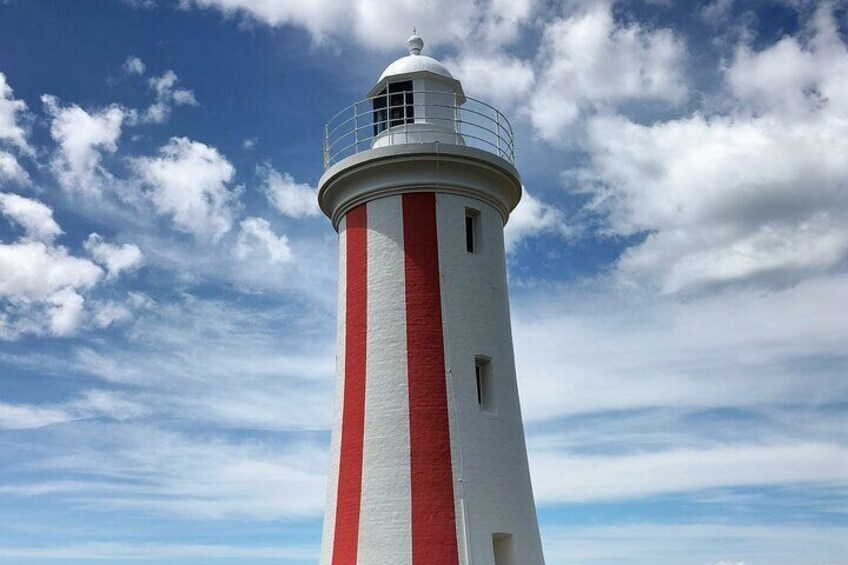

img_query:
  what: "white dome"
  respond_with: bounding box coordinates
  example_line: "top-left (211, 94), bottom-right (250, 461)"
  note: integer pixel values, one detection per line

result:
top-left (378, 54), bottom-right (454, 82)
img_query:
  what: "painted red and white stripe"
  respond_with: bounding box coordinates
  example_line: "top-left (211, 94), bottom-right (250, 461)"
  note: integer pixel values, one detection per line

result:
top-left (321, 193), bottom-right (460, 565)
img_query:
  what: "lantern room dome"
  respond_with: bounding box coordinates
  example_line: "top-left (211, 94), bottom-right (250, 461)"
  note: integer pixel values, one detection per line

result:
top-left (368, 32), bottom-right (464, 99)
top-left (378, 54), bottom-right (454, 82)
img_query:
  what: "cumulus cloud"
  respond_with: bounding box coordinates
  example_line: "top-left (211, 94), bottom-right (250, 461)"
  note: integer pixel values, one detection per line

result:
top-left (261, 166), bottom-right (319, 218)
top-left (42, 95), bottom-right (126, 196)
top-left (175, 0), bottom-right (532, 50)
top-left (0, 73), bottom-right (32, 185)
top-left (576, 5), bottom-right (848, 293)
top-left (0, 72), bottom-right (31, 153)
top-left (504, 189), bottom-right (571, 252)
top-left (530, 3), bottom-right (688, 143)
top-left (123, 56), bottom-right (146, 76)
top-left (445, 51), bottom-right (534, 109)
top-left (0, 195), bottom-right (144, 338)
top-left (0, 240), bottom-right (101, 337)
top-left (142, 70), bottom-right (198, 124)
top-left (0, 241), bottom-right (101, 303)
top-left (84, 233), bottom-right (144, 279)
top-left (0, 192), bottom-right (62, 243)
top-left (0, 151), bottom-right (29, 184)
top-left (234, 217), bottom-right (292, 264)
top-left (724, 6), bottom-right (844, 116)
top-left (46, 287), bottom-right (86, 336)
top-left (132, 137), bottom-right (238, 239)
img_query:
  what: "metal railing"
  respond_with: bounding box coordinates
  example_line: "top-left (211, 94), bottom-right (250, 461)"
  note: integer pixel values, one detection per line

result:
top-left (323, 90), bottom-right (515, 170)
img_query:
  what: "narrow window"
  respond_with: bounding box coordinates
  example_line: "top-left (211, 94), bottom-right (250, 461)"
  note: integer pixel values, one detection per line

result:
top-left (475, 356), bottom-right (493, 412)
top-left (492, 533), bottom-right (516, 565)
top-left (465, 208), bottom-right (480, 253)
top-left (372, 81), bottom-right (414, 136)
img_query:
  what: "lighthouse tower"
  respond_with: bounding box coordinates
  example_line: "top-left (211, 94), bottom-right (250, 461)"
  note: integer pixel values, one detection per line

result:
top-left (318, 33), bottom-right (545, 565)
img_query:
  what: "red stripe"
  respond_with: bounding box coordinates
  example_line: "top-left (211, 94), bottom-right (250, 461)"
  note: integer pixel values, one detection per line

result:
top-left (403, 193), bottom-right (460, 565)
top-left (332, 204), bottom-right (368, 565)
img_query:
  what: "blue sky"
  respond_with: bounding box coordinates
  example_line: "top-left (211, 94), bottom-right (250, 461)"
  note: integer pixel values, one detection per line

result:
top-left (1, 0), bottom-right (847, 563)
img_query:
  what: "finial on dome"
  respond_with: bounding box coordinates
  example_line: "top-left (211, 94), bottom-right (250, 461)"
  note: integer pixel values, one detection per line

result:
top-left (407, 30), bottom-right (424, 56)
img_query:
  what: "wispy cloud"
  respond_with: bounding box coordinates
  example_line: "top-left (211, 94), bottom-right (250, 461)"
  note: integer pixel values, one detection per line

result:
top-left (542, 523), bottom-right (848, 565)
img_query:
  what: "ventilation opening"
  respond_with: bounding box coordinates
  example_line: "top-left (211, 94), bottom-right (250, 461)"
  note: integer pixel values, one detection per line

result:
top-left (372, 80), bottom-right (414, 136)
top-left (493, 533), bottom-right (516, 565)
top-left (465, 208), bottom-right (480, 254)
top-left (475, 356), bottom-right (494, 413)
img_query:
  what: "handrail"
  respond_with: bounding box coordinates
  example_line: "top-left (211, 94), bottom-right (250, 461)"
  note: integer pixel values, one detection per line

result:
top-left (323, 90), bottom-right (515, 170)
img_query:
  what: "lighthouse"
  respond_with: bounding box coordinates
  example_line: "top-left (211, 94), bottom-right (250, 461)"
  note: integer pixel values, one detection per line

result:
top-left (318, 33), bottom-right (545, 565)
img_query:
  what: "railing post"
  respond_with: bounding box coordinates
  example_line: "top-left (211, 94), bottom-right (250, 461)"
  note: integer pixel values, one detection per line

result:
top-left (324, 123), bottom-right (329, 169)
top-left (454, 92), bottom-right (459, 145)
top-left (354, 103), bottom-right (359, 153)
top-left (496, 110), bottom-right (501, 157)
top-left (403, 88), bottom-right (408, 144)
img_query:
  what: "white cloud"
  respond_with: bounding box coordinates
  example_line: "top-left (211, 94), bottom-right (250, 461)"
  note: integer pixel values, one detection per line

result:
top-left (91, 300), bottom-right (134, 328)
top-left (0, 73), bottom-right (32, 185)
top-left (26, 424), bottom-right (328, 519)
top-left (0, 240), bottom-right (102, 338)
top-left (132, 137), bottom-right (238, 239)
top-left (512, 274), bottom-right (848, 421)
top-left (0, 241), bottom-right (102, 303)
top-left (123, 56), bottom-right (146, 76)
top-left (530, 3), bottom-right (688, 143)
top-left (234, 217), bottom-right (292, 264)
top-left (0, 542), bottom-right (315, 561)
top-left (72, 389), bottom-right (150, 421)
top-left (175, 0), bottom-right (532, 50)
top-left (0, 72), bottom-right (31, 154)
top-left (0, 390), bottom-right (148, 430)
top-left (262, 166), bottom-right (319, 218)
top-left (0, 236), bottom-right (102, 339)
top-left (445, 51), bottom-right (534, 109)
top-left (0, 151), bottom-right (29, 184)
top-left (46, 286), bottom-right (86, 336)
top-left (542, 523), bottom-right (848, 565)
top-left (531, 442), bottom-right (848, 504)
top-left (84, 233), bottom-right (143, 279)
top-left (142, 70), bottom-right (198, 124)
top-left (478, 0), bottom-right (535, 45)
top-left (504, 189), bottom-right (571, 252)
top-left (68, 295), bottom-right (335, 430)
top-left (700, 0), bottom-right (735, 26)
top-left (42, 95), bottom-right (126, 196)
top-left (0, 402), bottom-right (74, 430)
top-left (0, 192), bottom-right (62, 243)
top-left (725, 5), bottom-right (844, 117)
top-left (0, 196), bottom-right (145, 338)
top-left (576, 6), bottom-right (848, 293)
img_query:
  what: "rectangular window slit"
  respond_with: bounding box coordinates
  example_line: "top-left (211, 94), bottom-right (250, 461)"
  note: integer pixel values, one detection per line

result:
top-left (475, 356), bottom-right (493, 412)
top-left (493, 532), bottom-right (515, 565)
top-left (465, 208), bottom-right (479, 253)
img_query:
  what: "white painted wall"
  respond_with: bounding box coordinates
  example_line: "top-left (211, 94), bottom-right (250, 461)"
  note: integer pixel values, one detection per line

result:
top-left (319, 215), bottom-right (347, 565)
top-left (436, 193), bottom-right (546, 565)
top-left (357, 195), bottom-right (413, 564)
top-left (318, 189), bottom-right (544, 565)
